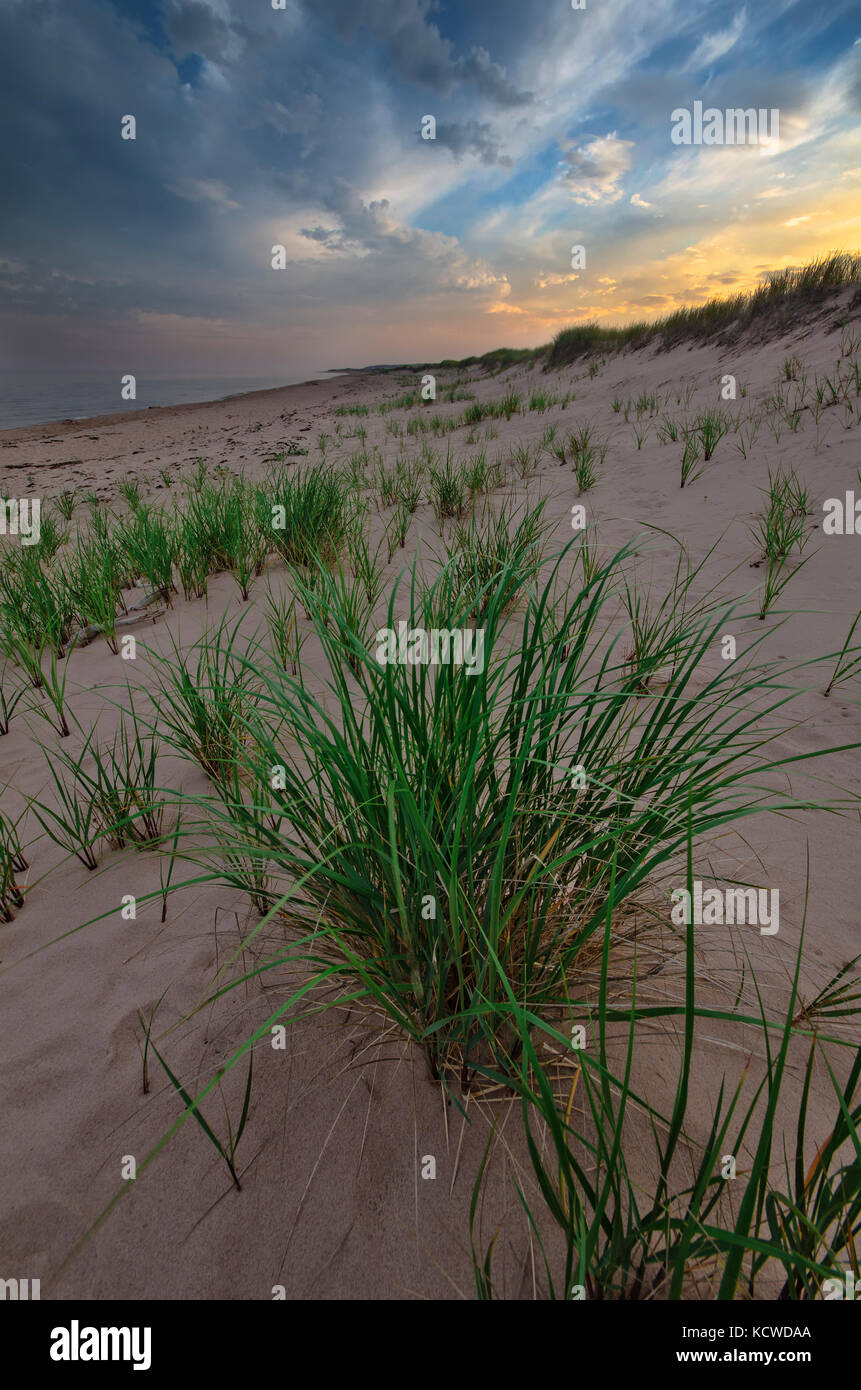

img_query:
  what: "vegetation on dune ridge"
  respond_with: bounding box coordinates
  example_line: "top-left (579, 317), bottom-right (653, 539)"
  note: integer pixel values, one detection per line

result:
top-left (546, 251), bottom-right (861, 368)
top-left (406, 251), bottom-right (861, 376)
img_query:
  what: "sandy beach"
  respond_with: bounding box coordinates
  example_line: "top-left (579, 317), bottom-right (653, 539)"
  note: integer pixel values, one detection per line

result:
top-left (1, 285), bottom-right (859, 1301)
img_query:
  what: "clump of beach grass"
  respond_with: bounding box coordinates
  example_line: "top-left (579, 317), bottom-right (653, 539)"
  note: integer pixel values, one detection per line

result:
top-left (145, 536), bottom-right (856, 1094)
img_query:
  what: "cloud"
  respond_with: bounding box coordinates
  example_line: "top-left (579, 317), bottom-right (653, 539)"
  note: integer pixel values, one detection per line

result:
top-left (298, 225), bottom-right (340, 243)
top-left (283, 178), bottom-right (511, 303)
top-left (261, 94), bottom-right (324, 138)
top-left (558, 133), bottom-right (634, 204)
top-left (534, 272), bottom-right (581, 289)
top-left (435, 119), bottom-right (513, 166)
top-left (1, 0), bottom-right (858, 372)
top-left (163, 0), bottom-right (235, 64)
top-left (687, 8), bottom-right (747, 69)
top-left (307, 0), bottom-right (531, 103)
top-left (453, 46), bottom-right (533, 107)
top-left (165, 177), bottom-right (239, 209)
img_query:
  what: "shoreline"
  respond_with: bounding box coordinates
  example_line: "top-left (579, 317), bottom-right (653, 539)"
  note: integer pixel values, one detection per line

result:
top-left (0, 368), bottom-right (401, 500)
top-left (0, 370), bottom-right (360, 443)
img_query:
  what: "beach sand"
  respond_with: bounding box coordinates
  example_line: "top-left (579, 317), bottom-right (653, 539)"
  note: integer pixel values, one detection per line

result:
top-left (1, 294), bottom-right (859, 1300)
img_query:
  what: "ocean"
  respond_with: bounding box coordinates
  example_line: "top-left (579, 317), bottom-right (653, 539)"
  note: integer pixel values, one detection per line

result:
top-left (0, 370), bottom-right (347, 431)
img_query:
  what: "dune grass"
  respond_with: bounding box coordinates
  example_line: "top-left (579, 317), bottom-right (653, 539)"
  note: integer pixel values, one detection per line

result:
top-left (825, 609), bottom-right (861, 697)
top-left (0, 807), bottom-right (28, 922)
top-left (469, 863), bottom-right (861, 1299)
top-left (148, 615), bottom-right (262, 789)
top-left (567, 423), bottom-right (605, 492)
top-left (137, 536), bottom-right (859, 1096)
top-left (545, 252), bottom-right (861, 367)
top-left (448, 497), bottom-right (548, 621)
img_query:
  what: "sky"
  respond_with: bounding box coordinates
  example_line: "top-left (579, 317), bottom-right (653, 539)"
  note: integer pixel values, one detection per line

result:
top-left (0, 0), bottom-right (859, 374)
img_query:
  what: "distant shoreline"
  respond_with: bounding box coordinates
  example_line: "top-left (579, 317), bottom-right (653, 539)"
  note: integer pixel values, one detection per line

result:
top-left (0, 370), bottom-right (361, 442)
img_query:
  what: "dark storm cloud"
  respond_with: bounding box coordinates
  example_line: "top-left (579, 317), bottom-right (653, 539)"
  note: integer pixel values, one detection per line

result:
top-left (163, 0), bottom-right (232, 62)
top-left (435, 119), bottom-right (513, 167)
top-left (452, 46), bottom-right (533, 108)
top-left (298, 226), bottom-right (340, 244)
top-left (304, 0), bottom-right (531, 103)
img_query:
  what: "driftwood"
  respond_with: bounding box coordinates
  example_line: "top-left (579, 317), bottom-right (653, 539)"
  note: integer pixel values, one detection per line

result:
top-left (66, 604), bottom-right (166, 652)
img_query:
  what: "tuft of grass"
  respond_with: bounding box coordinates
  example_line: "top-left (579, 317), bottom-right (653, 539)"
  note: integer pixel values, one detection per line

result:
top-left (469, 865), bottom-right (861, 1300)
top-left (148, 615), bottom-right (261, 788)
top-left (749, 467), bottom-right (814, 619)
top-left (824, 609), bottom-right (861, 695)
top-left (63, 536), bottom-right (125, 652)
top-left (88, 711), bottom-right (165, 848)
top-left (757, 552), bottom-right (811, 620)
top-left (350, 523), bottom-right (389, 609)
top-left (265, 442), bottom-right (309, 460)
top-left (56, 489), bottom-right (78, 521)
top-left (29, 644), bottom-right (75, 738)
top-left (0, 548), bottom-right (76, 663)
top-left (621, 550), bottom-right (714, 692)
top-left (149, 536), bottom-right (857, 1094)
top-left (750, 467), bottom-right (810, 562)
top-left (632, 423), bottom-right (649, 451)
top-left (656, 415), bottom-right (680, 444)
top-left (463, 452), bottom-right (489, 497)
top-left (689, 408), bottom-right (731, 461)
top-left (449, 498), bottom-right (548, 621)
top-left (429, 451), bottom-right (467, 524)
top-left (0, 807), bottom-right (28, 922)
top-left (118, 479), bottom-right (143, 514)
top-left (30, 743), bottom-right (102, 870)
top-left (0, 662), bottom-right (27, 735)
top-left (679, 435), bottom-right (704, 488)
top-left (120, 507), bottom-right (178, 603)
top-left (568, 423), bottom-right (604, 492)
top-left (266, 466), bottom-right (351, 571)
top-left (263, 585), bottom-right (304, 677)
top-left (511, 443), bottom-right (539, 480)
top-left (783, 354), bottom-right (802, 381)
top-left (148, 1035), bottom-right (254, 1191)
top-left (31, 510), bottom-right (69, 565)
top-left (385, 503), bottom-right (411, 562)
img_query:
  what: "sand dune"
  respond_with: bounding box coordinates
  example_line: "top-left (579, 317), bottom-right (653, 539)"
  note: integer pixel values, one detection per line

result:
top-left (1, 293), bottom-right (859, 1300)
